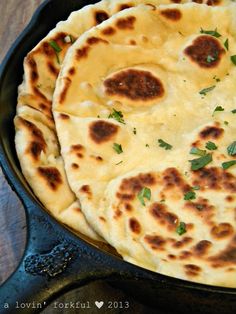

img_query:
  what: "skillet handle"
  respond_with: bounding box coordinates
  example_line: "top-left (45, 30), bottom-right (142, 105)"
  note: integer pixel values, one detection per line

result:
top-left (0, 202), bottom-right (137, 314)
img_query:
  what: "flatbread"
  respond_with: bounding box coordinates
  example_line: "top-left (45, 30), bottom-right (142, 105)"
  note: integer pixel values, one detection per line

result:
top-left (53, 3), bottom-right (236, 286)
top-left (15, 0), bottom-right (227, 240)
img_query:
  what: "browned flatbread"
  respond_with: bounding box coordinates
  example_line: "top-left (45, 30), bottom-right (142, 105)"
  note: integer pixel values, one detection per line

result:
top-left (53, 3), bottom-right (236, 286)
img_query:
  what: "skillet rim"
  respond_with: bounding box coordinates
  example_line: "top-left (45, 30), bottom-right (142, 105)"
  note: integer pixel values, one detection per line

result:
top-left (0, 0), bottom-right (235, 295)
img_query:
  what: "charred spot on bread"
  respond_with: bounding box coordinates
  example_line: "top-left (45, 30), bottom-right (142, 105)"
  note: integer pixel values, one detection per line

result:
top-left (104, 69), bottom-right (165, 101)
top-left (37, 167), bottom-right (62, 190)
top-left (160, 9), bottom-right (182, 21)
top-left (184, 35), bottom-right (225, 68)
top-left (89, 120), bottom-right (119, 144)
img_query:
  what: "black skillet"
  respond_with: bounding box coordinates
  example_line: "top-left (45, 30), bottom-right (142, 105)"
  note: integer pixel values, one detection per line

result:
top-left (0, 0), bottom-right (235, 313)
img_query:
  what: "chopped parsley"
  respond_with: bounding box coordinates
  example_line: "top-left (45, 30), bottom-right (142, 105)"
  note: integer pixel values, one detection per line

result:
top-left (230, 55), bottom-right (236, 65)
top-left (115, 160), bottom-right (123, 165)
top-left (184, 191), bottom-right (196, 201)
top-left (69, 35), bottom-right (76, 43)
top-left (137, 187), bottom-right (151, 206)
top-left (224, 121), bottom-right (229, 126)
top-left (227, 141), bottom-right (236, 156)
top-left (206, 55), bottom-right (216, 63)
top-left (133, 127), bottom-right (137, 135)
top-left (176, 222), bottom-right (187, 236)
top-left (49, 40), bottom-right (62, 64)
top-left (200, 28), bottom-right (221, 38)
top-left (199, 85), bottom-right (215, 96)
top-left (189, 153), bottom-right (212, 171)
top-left (190, 147), bottom-right (206, 156)
top-left (232, 109), bottom-right (236, 114)
top-left (113, 143), bottom-right (123, 154)
top-left (158, 139), bottom-right (173, 150)
top-left (212, 105), bottom-right (224, 115)
top-left (205, 141), bottom-right (218, 150)
top-left (222, 160), bottom-right (236, 170)
top-left (192, 185), bottom-right (200, 190)
top-left (224, 38), bottom-right (229, 51)
top-left (213, 75), bottom-right (220, 82)
top-left (108, 109), bottom-right (125, 124)
top-left (146, 144), bottom-right (150, 148)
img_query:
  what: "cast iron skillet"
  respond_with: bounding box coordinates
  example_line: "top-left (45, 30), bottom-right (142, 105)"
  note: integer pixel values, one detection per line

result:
top-left (0, 0), bottom-right (235, 313)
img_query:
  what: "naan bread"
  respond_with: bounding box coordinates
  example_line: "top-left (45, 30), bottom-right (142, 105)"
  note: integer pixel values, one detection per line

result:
top-left (16, 0), bottom-right (167, 240)
top-left (15, 0), bottom-right (227, 240)
top-left (53, 3), bottom-right (236, 286)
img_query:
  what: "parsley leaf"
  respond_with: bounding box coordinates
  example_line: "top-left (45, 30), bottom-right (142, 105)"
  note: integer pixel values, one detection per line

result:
top-left (192, 185), bottom-right (200, 190)
top-left (184, 191), bottom-right (196, 201)
top-left (200, 28), bottom-right (221, 38)
top-left (189, 153), bottom-right (212, 171)
top-left (108, 109), bottom-right (125, 124)
top-left (227, 141), bottom-right (236, 156)
top-left (190, 147), bottom-right (206, 156)
top-left (231, 109), bottom-right (236, 114)
top-left (176, 222), bottom-right (187, 236)
top-left (49, 40), bottom-right (62, 64)
top-left (199, 85), bottom-right (215, 96)
top-left (133, 127), bottom-right (137, 135)
top-left (69, 35), bottom-right (76, 43)
top-left (115, 160), bottom-right (123, 165)
top-left (222, 160), bottom-right (236, 170)
top-left (212, 105), bottom-right (224, 115)
top-left (206, 55), bottom-right (216, 63)
top-left (113, 143), bottom-right (123, 154)
top-left (205, 141), bottom-right (218, 150)
top-left (138, 187), bottom-right (151, 206)
top-left (224, 38), bottom-right (229, 50)
top-left (158, 139), bottom-right (173, 150)
top-left (230, 55), bottom-right (236, 65)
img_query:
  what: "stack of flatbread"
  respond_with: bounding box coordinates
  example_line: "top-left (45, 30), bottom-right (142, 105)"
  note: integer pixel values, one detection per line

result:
top-left (15, 0), bottom-right (236, 287)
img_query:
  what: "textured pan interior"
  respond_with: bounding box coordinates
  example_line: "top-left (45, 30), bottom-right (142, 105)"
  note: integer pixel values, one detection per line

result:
top-left (0, 0), bottom-right (236, 301)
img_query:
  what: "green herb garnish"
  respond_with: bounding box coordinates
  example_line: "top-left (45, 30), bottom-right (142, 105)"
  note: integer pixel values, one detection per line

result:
top-left (206, 55), bottom-right (216, 63)
top-left (190, 147), bottom-right (206, 156)
top-left (222, 160), bottom-right (236, 170)
top-left (224, 38), bottom-right (229, 51)
top-left (189, 153), bottom-right (212, 171)
top-left (115, 160), bottom-right (123, 165)
top-left (108, 109), bottom-right (125, 124)
top-left (227, 141), bottom-right (236, 156)
top-left (200, 28), bottom-right (221, 38)
top-left (146, 144), bottom-right (150, 148)
top-left (192, 185), bottom-right (200, 190)
top-left (230, 55), bottom-right (236, 65)
top-left (69, 35), bottom-right (76, 43)
top-left (49, 40), bottom-right (62, 64)
top-left (184, 191), bottom-right (196, 201)
top-left (176, 222), bottom-right (187, 236)
top-left (231, 109), bottom-right (236, 114)
top-left (205, 141), bottom-right (218, 150)
top-left (113, 143), bottom-right (123, 154)
top-left (133, 127), bottom-right (137, 135)
top-left (138, 187), bottom-right (151, 206)
top-left (213, 75), bottom-right (220, 82)
top-left (213, 105), bottom-right (224, 115)
top-left (199, 85), bottom-right (215, 96)
top-left (224, 121), bottom-right (229, 126)
top-left (158, 139), bottom-right (173, 150)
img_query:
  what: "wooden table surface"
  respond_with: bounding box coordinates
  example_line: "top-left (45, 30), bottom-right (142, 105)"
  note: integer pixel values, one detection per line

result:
top-left (0, 1), bottom-right (159, 313)
top-left (0, 0), bottom-right (45, 285)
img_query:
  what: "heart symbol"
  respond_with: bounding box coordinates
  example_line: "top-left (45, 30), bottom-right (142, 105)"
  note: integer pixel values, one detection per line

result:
top-left (95, 301), bottom-right (104, 309)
